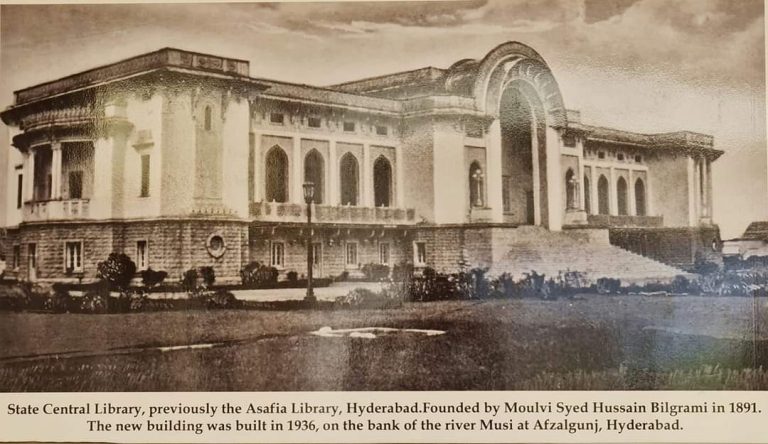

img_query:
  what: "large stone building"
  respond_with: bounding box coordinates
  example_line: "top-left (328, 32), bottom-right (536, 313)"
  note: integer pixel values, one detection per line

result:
top-left (0, 42), bottom-right (723, 283)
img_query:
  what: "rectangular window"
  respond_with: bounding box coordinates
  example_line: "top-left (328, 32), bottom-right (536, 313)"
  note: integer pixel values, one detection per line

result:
top-left (140, 155), bottom-right (150, 197)
top-left (312, 242), bottom-right (322, 267)
top-left (271, 242), bottom-right (284, 268)
top-left (634, 154), bottom-right (643, 163)
top-left (597, 151), bottom-right (606, 160)
top-left (136, 240), bottom-right (148, 271)
top-left (379, 243), bottom-right (390, 265)
top-left (375, 125), bottom-right (388, 136)
top-left (346, 242), bottom-right (358, 266)
top-left (308, 116), bottom-right (321, 128)
top-left (343, 121), bottom-right (355, 132)
top-left (269, 113), bottom-right (284, 124)
top-left (414, 242), bottom-right (427, 266)
top-left (617, 153), bottom-right (625, 161)
top-left (69, 171), bottom-right (83, 199)
top-left (28, 243), bottom-right (36, 269)
top-left (65, 241), bottom-right (83, 273)
top-left (12, 245), bottom-right (20, 269)
top-left (502, 175), bottom-right (511, 213)
top-left (16, 174), bottom-right (23, 208)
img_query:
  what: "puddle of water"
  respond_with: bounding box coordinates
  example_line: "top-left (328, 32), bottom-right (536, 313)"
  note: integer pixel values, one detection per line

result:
top-left (310, 326), bottom-right (446, 339)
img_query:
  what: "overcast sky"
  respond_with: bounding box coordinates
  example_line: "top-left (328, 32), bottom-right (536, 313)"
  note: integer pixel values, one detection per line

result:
top-left (1, 0), bottom-right (765, 237)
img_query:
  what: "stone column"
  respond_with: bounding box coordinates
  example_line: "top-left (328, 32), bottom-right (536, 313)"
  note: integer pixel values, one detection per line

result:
top-left (329, 140), bottom-right (339, 205)
top-left (686, 156), bottom-right (697, 226)
top-left (589, 165), bottom-right (598, 215)
top-left (252, 132), bottom-right (262, 201)
top-left (608, 166), bottom-right (617, 215)
top-left (577, 147), bottom-right (586, 211)
top-left (706, 159), bottom-right (713, 219)
top-left (362, 143), bottom-right (372, 207)
top-left (486, 119), bottom-right (504, 222)
top-left (92, 137), bottom-right (115, 219)
top-left (544, 126), bottom-right (562, 231)
top-left (395, 144), bottom-right (404, 208)
top-left (628, 170), bottom-right (636, 216)
top-left (51, 141), bottom-right (62, 200)
top-left (292, 136), bottom-right (302, 204)
top-left (24, 149), bottom-right (36, 202)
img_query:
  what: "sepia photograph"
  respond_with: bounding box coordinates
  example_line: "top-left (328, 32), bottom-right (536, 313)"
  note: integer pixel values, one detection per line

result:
top-left (0, 0), bottom-right (766, 392)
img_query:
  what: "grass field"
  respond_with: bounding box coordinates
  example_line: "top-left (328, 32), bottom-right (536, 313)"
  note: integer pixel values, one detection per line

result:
top-left (0, 295), bottom-right (766, 391)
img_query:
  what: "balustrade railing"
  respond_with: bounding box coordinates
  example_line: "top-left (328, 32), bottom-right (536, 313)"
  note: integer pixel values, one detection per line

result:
top-left (587, 214), bottom-right (663, 228)
top-left (23, 199), bottom-right (90, 222)
top-left (250, 201), bottom-right (416, 225)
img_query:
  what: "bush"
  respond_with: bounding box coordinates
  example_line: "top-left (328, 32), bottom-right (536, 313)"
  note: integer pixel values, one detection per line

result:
top-left (141, 268), bottom-right (168, 289)
top-left (205, 290), bottom-right (242, 309)
top-left (199, 266), bottom-right (216, 288)
top-left (391, 262), bottom-right (413, 282)
top-left (671, 275), bottom-right (691, 293)
top-left (80, 291), bottom-right (107, 314)
top-left (334, 287), bottom-right (402, 309)
top-left (240, 261), bottom-right (279, 287)
top-left (97, 253), bottom-right (137, 292)
top-left (596, 277), bottom-right (621, 295)
top-left (182, 268), bottom-right (200, 294)
top-left (286, 271), bottom-right (299, 282)
top-left (361, 263), bottom-right (390, 281)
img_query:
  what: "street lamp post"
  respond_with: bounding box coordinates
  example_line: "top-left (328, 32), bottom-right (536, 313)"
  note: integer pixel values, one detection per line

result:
top-left (302, 182), bottom-right (316, 303)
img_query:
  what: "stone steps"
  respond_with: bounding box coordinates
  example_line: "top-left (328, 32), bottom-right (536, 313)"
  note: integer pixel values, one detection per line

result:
top-left (487, 227), bottom-right (689, 284)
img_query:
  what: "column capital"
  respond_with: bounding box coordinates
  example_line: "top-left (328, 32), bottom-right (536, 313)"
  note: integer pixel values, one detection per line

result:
top-left (51, 140), bottom-right (62, 151)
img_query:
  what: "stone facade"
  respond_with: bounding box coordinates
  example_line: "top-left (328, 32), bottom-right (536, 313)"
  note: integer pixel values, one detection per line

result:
top-left (0, 42), bottom-right (724, 283)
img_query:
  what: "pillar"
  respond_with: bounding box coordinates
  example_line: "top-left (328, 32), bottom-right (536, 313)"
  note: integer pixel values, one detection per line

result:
top-left (24, 149), bottom-right (35, 202)
top-left (362, 143), bottom-right (372, 207)
top-left (577, 147), bottom-right (586, 211)
top-left (706, 159), bottom-right (713, 219)
top-left (291, 136), bottom-right (302, 204)
top-left (92, 137), bottom-right (115, 219)
top-left (329, 140), bottom-right (339, 205)
top-left (395, 144), bottom-right (404, 208)
top-left (544, 126), bottom-right (562, 230)
top-left (686, 156), bottom-right (697, 226)
top-left (628, 170), bottom-right (636, 216)
top-left (486, 119), bottom-right (504, 222)
top-left (252, 132), bottom-right (262, 201)
top-left (589, 165), bottom-right (598, 216)
top-left (51, 141), bottom-right (62, 200)
top-left (608, 166), bottom-right (617, 215)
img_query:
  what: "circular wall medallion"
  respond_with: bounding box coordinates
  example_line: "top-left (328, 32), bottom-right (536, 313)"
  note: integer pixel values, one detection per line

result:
top-left (206, 233), bottom-right (227, 258)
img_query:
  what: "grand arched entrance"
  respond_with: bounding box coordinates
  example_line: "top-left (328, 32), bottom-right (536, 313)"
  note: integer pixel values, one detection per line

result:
top-left (499, 84), bottom-right (547, 226)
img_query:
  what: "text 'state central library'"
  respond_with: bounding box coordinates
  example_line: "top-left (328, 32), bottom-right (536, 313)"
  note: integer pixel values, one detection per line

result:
top-left (1, 42), bottom-right (723, 283)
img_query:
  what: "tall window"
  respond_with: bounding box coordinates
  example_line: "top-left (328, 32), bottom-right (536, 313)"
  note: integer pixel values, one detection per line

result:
top-left (469, 162), bottom-right (484, 208)
top-left (65, 241), bottom-right (83, 273)
top-left (617, 176), bottom-right (628, 216)
top-left (69, 171), bottom-right (83, 199)
top-left (584, 175), bottom-right (591, 214)
top-left (598, 175), bottom-right (609, 215)
top-left (265, 146), bottom-right (289, 203)
top-left (140, 155), bottom-right (150, 197)
top-left (16, 174), bottom-right (23, 208)
top-left (565, 168), bottom-right (576, 209)
top-left (12, 245), bottom-right (20, 269)
top-left (346, 242), bottom-right (358, 267)
top-left (304, 150), bottom-right (325, 204)
top-left (271, 242), bottom-right (284, 268)
top-left (312, 243), bottom-right (322, 267)
top-left (414, 242), bottom-right (427, 266)
top-left (502, 175), bottom-right (511, 213)
top-left (340, 153), bottom-right (359, 206)
top-left (27, 243), bottom-right (36, 270)
top-left (635, 178), bottom-right (646, 216)
top-left (307, 117), bottom-right (321, 128)
top-left (379, 243), bottom-right (390, 265)
top-left (136, 240), bottom-right (148, 270)
top-left (373, 156), bottom-right (393, 207)
top-left (204, 106), bottom-right (212, 131)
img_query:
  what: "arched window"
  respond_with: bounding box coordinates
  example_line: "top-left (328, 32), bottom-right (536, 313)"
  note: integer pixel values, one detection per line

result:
top-left (204, 106), bottom-right (212, 131)
top-left (635, 178), bottom-right (646, 216)
top-left (304, 150), bottom-right (324, 204)
top-left (617, 177), bottom-right (628, 216)
top-left (584, 175), bottom-right (591, 214)
top-left (565, 168), bottom-right (576, 209)
top-left (469, 161), bottom-right (484, 207)
top-left (340, 153), bottom-right (359, 206)
top-left (373, 156), bottom-right (392, 207)
top-left (598, 175), bottom-right (609, 215)
top-left (265, 146), bottom-right (288, 203)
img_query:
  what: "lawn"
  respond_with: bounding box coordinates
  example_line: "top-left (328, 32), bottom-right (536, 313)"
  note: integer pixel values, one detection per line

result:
top-left (0, 295), bottom-right (766, 391)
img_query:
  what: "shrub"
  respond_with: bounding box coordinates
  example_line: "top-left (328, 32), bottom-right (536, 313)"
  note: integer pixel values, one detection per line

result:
top-left (97, 253), bottom-right (136, 292)
top-left (182, 268), bottom-right (200, 294)
top-left (671, 275), bottom-right (691, 293)
top-left (206, 290), bottom-right (242, 309)
top-left (286, 270), bottom-right (299, 282)
top-left (240, 261), bottom-right (279, 287)
top-left (199, 266), bottom-right (216, 288)
top-left (141, 268), bottom-right (168, 289)
top-left (361, 263), bottom-right (390, 281)
top-left (391, 262), bottom-right (413, 282)
top-left (334, 287), bottom-right (402, 309)
top-left (335, 271), bottom-right (349, 282)
top-left (596, 277), bottom-right (621, 295)
top-left (80, 291), bottom-right (107, 314)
